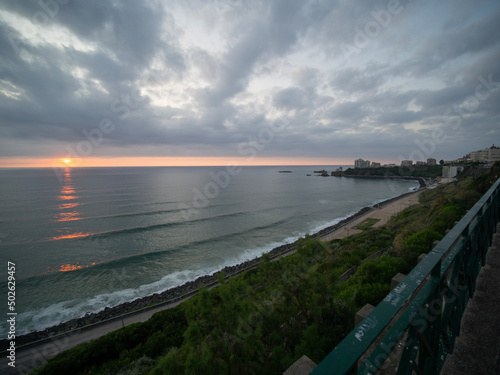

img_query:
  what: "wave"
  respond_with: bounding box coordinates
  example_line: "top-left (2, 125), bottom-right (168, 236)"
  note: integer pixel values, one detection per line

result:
top-left (40, 210), bottom-right (249, 242)
top-left (79, 216), bottom-right (290, 269)
top-left (59, 199), bottom-right (241, 222)
top-left (0, 192), bottom-right (406, 337)
top-left (306, 213), bottom-right (357, 235)
top-left (0, 218), bottom-right (294, 336)
top-left (0, 267), bottom-right (211, 336)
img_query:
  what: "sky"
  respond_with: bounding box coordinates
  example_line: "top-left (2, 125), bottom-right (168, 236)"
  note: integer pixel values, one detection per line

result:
top-left (0, 0), bottom-right (499, 168)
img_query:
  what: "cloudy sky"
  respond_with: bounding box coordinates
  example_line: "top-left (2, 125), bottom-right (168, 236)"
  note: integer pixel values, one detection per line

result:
top-left (0, 0), bottom-right (499, 167)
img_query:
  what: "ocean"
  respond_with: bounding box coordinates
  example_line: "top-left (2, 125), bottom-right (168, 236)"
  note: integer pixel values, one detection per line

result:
top-left (0, 166), bottom-right (418, 336)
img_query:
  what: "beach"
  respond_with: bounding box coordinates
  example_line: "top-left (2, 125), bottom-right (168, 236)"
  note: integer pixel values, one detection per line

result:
top-left (320, 190), bottom-right (422, 240)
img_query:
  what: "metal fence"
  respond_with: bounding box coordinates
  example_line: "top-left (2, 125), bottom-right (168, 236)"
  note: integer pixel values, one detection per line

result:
top-left (311, 178), bottom-right (500, 375)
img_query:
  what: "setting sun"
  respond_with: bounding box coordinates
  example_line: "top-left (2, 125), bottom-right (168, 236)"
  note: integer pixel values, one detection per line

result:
top-left (60, 158), bottom-right (74, 166)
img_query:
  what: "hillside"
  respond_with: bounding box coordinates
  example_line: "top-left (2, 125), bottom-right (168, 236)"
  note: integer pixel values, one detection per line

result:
top-left (342, 164), bottom-right (443, 178)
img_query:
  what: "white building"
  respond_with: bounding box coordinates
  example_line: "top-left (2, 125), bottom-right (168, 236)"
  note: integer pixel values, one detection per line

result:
top-left (354, 158), bottom-right (371, 168)
top-left (487, 145), bottom-right (500, 162)
top-left (469, 150), bottom-right (487, 162)
top-left (442, 166), bottom-right (464, 179)
top-left (469, 145), bottom-right (500, 162)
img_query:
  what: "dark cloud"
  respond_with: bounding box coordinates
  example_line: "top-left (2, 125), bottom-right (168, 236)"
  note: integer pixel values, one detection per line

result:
top-left (409, 8), bottom-right (500, 77)
top-left (0, 0), bottom-right (499, 163)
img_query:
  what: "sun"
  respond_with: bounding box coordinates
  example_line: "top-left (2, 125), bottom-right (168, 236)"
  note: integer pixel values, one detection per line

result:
top-left (60, 158), bottom-right (74, 165)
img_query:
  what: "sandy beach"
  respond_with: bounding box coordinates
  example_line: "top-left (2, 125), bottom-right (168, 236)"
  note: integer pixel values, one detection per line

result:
top-left (320, 190), bottom-right (422, 241)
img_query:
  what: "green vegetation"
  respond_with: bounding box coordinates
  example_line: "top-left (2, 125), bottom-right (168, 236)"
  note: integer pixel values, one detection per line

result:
top-left (338, 255), bottom-right (407, 306)
top-left (33, 163), bottom-right (500, 375)
top-left (343, 164), bottom-right (443, 178)
top-left (353, 218), bottom-right (380, 230)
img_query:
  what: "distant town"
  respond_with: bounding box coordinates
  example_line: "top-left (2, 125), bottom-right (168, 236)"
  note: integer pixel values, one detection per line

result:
top-left (354, 144), bottom-right (500, 169)
top-left (310, 144), bottom-right (500, 184)
top-left (347, 144), bottom-right (498, 182)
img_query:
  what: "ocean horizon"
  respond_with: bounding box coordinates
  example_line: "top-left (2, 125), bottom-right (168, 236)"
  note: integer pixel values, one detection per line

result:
top-left (0, 166), bottom-right (418, 336)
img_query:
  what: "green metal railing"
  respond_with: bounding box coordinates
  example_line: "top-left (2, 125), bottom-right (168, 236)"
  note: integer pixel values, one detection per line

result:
top-left (311, 178), bottom-right (500, 375)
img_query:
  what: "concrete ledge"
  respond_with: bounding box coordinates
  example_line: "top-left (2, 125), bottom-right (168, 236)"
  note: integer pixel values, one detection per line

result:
top-left (283, 355), bottom-right (317, 375)
top-left (355, 303), bottom-right (375, 326)
top-left (390, 273), bottom-right (406, 290)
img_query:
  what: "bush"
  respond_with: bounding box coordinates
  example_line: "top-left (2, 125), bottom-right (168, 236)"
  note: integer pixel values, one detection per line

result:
top-left (339, 255), bottom-right (407, 307)
top-left (431, 204), bottom-right (465, 234)
top-left (35, 309), bottom-right (187, 375)
top-left (404, 229), bottom-right (443, 254)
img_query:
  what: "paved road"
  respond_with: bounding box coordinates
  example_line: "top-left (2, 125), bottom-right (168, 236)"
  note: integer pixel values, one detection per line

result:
top-left (0, 291), bottom-right (197, 374)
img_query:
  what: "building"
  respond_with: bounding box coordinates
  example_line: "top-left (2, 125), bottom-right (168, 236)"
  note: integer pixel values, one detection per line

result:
top-left (371, 162), bottom-right (381, 168)
top-left (401, 160), bottom-right (413, 167)
top-left (469, 150), bottom-right (487, 162)
top-left (354, 158), bottom-right (371, 168)
top-left (469, 145), bottom-right (500, 162)
top-left (427, 158), bottom-right (437, 166)
top-left (416, 161), bottom-right (425, 166)
top-left (487, 145), bottom-right (500, 162)
top-left (442, 166), bottom-right (464, 179)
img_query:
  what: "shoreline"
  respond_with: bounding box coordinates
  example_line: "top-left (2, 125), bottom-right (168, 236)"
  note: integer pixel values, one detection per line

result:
top-left (7, 186), bottom-right (424, 348)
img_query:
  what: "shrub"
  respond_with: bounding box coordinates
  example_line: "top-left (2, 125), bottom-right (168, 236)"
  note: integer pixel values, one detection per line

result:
top-left (404, 229), bottom-right (443, 254)
top-left (431, 204), bottom-right (465, 234)
top-left (339, 255), bottom-right (407, 307)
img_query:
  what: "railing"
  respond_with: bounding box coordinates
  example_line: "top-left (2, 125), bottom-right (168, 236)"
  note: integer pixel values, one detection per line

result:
top-left (311, 178), bottom-right (500, 375)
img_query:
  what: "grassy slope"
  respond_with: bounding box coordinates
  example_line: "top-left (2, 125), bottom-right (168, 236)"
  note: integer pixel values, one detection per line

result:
top-left (33, 164), bottom-right (499, 375)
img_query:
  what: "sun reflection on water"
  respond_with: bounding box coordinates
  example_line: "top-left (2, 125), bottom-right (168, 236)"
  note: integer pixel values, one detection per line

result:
top-left (52, 232), bottom-right (90, 240)
top-left (59, 262), bottom-right (97, 272)
top-left (45, 261), bottom-right (99, 273)
top-left (54, 212), bottom-right (80, 222)
top-left (58, 202), bottom-right (80, 210)
top-left (54, 168), bottom-right (81, 222)
top-left (51, 168), bottom-right (95, 239)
